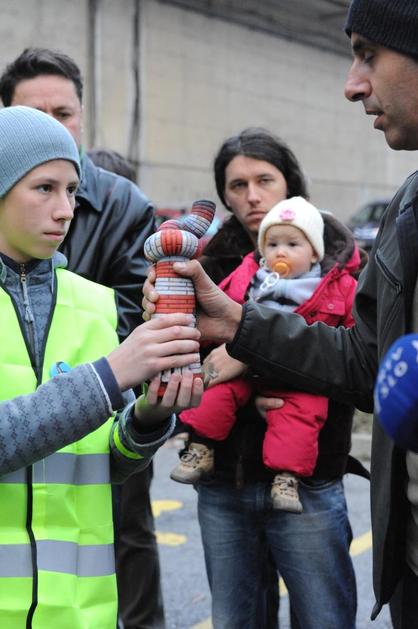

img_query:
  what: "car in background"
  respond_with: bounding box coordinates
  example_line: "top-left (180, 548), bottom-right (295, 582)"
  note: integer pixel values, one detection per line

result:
top-left (347, 198), bottom-right (391, 252)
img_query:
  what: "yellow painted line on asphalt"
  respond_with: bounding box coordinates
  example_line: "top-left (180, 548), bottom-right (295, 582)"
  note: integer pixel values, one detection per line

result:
top-left (279, 577), bottom-right (288, 596)
top-left (152, 499), bottom-right (183, 518)
top-left (350, 530), bottom-right (372, 556)
top-left (153, 500), bottom-right (186, 546)
top-left (189, 530), bottom-right (373, 629)
top-left (192, 621), bottom-right (212, 629)
top-left (156, 531), bottom-right (187, 546)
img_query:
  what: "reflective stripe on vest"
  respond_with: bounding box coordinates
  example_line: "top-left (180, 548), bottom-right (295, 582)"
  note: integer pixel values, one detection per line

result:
top-left (0, 452), bottom-right (110, 485)
top-left (0, 541), bottom-right (114, 577)
top-left (0, 269), bottom-right (119, 629)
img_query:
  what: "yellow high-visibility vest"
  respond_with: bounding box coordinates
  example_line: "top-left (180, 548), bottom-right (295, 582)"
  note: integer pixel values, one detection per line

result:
top-left (0, 268), bottom-right (119, 629)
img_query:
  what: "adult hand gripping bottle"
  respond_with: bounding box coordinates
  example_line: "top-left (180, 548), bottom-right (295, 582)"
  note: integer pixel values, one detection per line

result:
top-left (144, 200), bottom-right (216, 396)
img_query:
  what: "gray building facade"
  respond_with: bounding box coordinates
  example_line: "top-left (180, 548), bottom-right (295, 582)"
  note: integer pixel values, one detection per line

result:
top-left (0, 0), bottom-right (416, 220)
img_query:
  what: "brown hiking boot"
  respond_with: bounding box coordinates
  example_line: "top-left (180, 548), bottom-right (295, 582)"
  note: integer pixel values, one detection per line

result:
top-left (271, 472), bottom-right (303, 513)
top-left (170, 443), bottom-right (214, 484)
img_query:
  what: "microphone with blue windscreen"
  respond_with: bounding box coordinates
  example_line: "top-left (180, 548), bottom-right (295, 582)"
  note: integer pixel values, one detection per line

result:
top-left (375, 334), bottom-right (418, 451)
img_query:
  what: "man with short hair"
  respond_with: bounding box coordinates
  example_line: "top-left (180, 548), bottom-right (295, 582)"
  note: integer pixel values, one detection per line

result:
top-left (0, 48), bottom-right (164, 629)
top-left (0, 47), bottom-right (155, 342)
top-left (143, 1), bottom-right (418, 625)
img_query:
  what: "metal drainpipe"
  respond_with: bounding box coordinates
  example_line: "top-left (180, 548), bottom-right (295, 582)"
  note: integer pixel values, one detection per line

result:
top-left (87, 0), bottom-right (100, 148)
top-left (128, 0), bottom-right (141, 172)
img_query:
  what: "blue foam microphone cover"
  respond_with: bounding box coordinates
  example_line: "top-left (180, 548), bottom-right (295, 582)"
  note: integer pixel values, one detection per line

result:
top-left (375, 334), bottom-right (418, 451)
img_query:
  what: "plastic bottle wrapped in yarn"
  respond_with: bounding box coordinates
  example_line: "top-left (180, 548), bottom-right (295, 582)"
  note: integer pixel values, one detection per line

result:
top-left (144, 199), bottom-right (216, 395)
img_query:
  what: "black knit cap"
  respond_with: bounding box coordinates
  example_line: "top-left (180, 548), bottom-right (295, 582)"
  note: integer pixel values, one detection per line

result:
top-left (345, 0), bottom-right (418, 58)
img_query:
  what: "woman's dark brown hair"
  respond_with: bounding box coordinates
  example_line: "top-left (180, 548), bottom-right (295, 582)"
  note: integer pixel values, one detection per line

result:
top-left (214, 127), bottom-right (308, 209)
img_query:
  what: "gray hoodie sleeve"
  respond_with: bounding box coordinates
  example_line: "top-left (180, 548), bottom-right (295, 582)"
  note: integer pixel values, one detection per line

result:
top-left (92, 356), bottom-right (174, 482)
top-left (110, 402), bottom-right (175, 483)
top-left (0, 358), bottom-right (174, 479)
top-left (0, 356), bottom-right (173, 479)
top-left (0, 362), bottom-right (115, 476)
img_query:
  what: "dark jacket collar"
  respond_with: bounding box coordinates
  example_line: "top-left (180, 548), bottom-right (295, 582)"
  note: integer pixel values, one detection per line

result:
top-left (76, 154), bottom-right (109, 213)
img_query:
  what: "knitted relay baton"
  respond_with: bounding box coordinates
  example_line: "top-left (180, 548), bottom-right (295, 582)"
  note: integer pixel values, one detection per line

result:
top-left (144, 200), bottom-right (216, 395)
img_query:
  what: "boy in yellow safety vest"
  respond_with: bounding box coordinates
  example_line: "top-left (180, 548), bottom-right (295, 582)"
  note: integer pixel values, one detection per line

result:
top-left (0, 105), bottom-right (202, 629)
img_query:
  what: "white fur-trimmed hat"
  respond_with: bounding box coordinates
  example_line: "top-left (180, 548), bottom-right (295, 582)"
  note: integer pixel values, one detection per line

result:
top-left (258, 196), bottom-right (324, 261)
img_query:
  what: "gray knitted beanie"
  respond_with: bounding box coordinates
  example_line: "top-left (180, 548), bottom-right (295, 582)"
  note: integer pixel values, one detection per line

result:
top-left (0, 105), bottom-right (80, 198)
top-left (345, 0), bottom-right (418, 58)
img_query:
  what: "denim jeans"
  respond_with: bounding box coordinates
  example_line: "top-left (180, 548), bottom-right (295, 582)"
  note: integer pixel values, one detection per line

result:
top-left (197, 478), bottom-right (357, 629)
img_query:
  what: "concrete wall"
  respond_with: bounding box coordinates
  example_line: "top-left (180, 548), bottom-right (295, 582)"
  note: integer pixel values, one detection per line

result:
top-left (0, 0), bottom-right (416, 221)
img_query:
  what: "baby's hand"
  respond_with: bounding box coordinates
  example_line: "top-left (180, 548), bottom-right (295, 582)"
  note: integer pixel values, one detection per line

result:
top-left (202, 344), bottom-right (246, 387)
top-left (254, 395), bottom-right (284, 420)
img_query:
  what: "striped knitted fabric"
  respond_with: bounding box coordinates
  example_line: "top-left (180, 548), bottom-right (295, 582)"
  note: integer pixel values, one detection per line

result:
top-left (144, 199), bottom-right (216, 392)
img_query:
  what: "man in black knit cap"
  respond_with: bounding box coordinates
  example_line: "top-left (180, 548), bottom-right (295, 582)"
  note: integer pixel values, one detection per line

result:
top-left (144, 1), bottom-right (418, 626)
top-left (344, 3), bottom-right (418, 626)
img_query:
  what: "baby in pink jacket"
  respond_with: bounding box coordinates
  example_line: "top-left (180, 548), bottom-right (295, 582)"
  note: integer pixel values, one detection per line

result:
top-left (172, 197), bottom-right (357, 513)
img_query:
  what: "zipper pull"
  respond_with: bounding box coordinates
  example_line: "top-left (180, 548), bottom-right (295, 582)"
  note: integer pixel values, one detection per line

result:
top-left (20, 264), bottom-right (34, 323)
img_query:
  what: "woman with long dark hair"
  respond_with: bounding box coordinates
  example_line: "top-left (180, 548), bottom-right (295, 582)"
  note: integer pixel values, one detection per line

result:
top-left (173, 127), bottom-right (367, 629)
